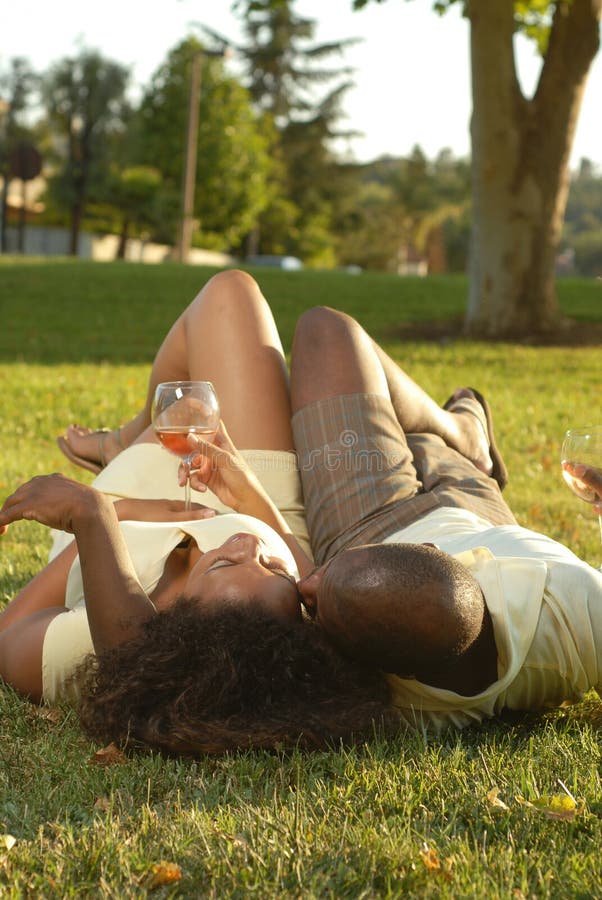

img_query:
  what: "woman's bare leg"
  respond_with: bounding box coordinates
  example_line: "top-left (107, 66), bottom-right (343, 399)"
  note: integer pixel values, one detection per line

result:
top-left (65, 270), bottom-right (293, 461)
top-left (290, 306), bottom-right (492, 472)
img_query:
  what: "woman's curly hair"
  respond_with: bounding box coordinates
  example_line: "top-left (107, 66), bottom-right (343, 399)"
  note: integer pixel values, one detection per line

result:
top-left (77, 597), bottom-right (392, 756)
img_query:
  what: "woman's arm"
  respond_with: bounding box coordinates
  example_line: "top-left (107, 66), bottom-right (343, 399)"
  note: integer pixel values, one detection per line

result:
top-left (0, 498), bottom-right (214, 634)
top-left (0, 540), bottom-right (77, 634)
top-left (113, 497), bottom-right (217, 523)
top-left (0, 475), bottom-right (157, 653)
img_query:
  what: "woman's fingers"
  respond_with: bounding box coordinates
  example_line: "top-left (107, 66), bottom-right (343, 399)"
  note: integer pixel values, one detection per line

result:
top-left (213, 419), bottom-right (237, 453)
top-left (0, 474), bottom-right (96, 533)
top-left (0, 485), bottom-right (33, 525)
top-left (188, 430), bottom-right (232, 463)
top-left (175, 505), bottom-right (216, 519)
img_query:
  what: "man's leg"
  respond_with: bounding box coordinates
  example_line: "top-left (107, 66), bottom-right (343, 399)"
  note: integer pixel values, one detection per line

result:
top-left (290, 306), bottom-right (514, 564)
top-left (291, 307), bottom-right (492, 475)
top-left (291, 307), bottom-right (433, 563)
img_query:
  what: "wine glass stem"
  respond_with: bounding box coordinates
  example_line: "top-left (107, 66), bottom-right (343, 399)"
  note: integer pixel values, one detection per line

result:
top-left (184, 477), bottom-right (191, 511)
top-left (598, 514), bottom-right (602, 572)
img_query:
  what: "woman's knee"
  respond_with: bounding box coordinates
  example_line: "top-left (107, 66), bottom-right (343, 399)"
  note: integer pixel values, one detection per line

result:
top-left (201, 268), bottom-right (260, 302)
top-left (187, 269), bottom-right (265, 324)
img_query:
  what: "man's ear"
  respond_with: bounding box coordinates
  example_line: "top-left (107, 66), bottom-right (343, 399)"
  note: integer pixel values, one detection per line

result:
top-left (297, 566), bottom-right (325, 612)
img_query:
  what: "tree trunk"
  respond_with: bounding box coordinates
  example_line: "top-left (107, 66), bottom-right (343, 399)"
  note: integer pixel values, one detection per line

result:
top-left (69, 203), bottom-right (82, 256)
top-left (117, 218), bottom-right (129, 259)
top-left (17, 179), bottom-right (26, 253)
top-left (0, 176), bottom-right (8, 253)
top-left (466, 0), bottom-right (602, 337)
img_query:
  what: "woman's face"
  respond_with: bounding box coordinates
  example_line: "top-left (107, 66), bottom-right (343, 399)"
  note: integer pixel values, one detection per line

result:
top-left (184, 532), bottom-right (302, 622)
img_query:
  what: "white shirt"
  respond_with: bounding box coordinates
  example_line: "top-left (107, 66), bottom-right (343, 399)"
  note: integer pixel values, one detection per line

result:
top-left (382, 508), bottom-right (602, 730)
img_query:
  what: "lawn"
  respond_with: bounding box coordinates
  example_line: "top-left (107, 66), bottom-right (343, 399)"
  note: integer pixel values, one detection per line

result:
top-left (1, 258), bottom-right (601, 897)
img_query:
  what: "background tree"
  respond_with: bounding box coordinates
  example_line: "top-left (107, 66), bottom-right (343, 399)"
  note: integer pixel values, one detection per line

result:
top-left (0, 58), bottom-right (38, 252)
top-left (41, 50), bottom-right (130, 255)
top-left (206, 0), bottom-right (360, 262)
top-left (107, 166), bottom-right (163, 260)
top-left (353, 0), bottom-right (602, 337)
top-left (137, 38), bottom-right (272, 251)
top-left (335, 147), bottom-right (471, 272)
top-left (335, 176), bottom-right (409, 270)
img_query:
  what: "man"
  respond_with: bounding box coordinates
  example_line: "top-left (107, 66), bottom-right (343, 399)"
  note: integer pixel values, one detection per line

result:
top-left (291, 307), bottom-right (602, 731)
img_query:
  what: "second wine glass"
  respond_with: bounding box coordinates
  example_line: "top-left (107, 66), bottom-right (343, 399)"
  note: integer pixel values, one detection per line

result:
top-left (561, 425), bottom-right (602, 567)
top-left (152, 381), bottom-right (220, 510)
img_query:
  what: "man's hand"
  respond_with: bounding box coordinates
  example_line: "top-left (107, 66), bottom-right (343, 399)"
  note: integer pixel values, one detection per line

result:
top-left (562, 461), bottom-right (602, 513)
top-left (0, 474), bottom-right (106, 536)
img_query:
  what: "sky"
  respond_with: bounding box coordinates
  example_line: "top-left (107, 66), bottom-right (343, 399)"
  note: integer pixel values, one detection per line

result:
top-left (2, 0), bottom-right (601, 170)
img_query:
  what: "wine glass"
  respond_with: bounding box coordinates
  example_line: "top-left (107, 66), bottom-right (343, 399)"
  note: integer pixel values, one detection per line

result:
top-left (152, 381), bottom-right (220, 510)
top-left (561, 425), bottom-right (602, 565)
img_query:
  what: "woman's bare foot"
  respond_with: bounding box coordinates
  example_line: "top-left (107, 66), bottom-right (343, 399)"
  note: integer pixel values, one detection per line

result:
top-left (443, 388), bottom-right (494, 477)
top-left (58, 425), bottom-right (125, 474)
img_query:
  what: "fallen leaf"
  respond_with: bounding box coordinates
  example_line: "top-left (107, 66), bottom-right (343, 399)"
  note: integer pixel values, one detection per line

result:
top-left (148, 861), bottom-right (182, 889)
top-left (517, 794), bottom-right (585, 821)
top-left (33, 707), bottom-right (62, 724)
top-left (0, 835), bottom-right (16, 852)
top-left (485, 786), bottom-right (510, 811)
top-left (419, 846), bottom-right (440, 872)
top-left (88, 743), bottom-right (127, 767)
top-left (94, 797), bottom-right (111, 812)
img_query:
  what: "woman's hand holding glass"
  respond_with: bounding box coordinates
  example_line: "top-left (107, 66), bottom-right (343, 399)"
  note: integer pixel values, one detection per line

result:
top-left (181, 421), bottom-right (276, 521)
top-left (152, 381), bottom-right (220, 511)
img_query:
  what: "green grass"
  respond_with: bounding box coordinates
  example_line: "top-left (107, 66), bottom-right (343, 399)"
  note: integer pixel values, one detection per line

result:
top-left (1, 258), bottom-right (602, 897)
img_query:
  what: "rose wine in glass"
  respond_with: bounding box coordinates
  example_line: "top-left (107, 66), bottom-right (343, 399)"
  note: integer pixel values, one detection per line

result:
top-left (561, 425), bottom-right (602, 566)
top-left (152, 381), bottom-right (220, 510)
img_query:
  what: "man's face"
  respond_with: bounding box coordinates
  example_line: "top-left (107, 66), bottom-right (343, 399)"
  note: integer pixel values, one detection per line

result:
top-left (297, 545), bottom-right (375, 634)
top-left (297, 542), bottom-right (443, 639)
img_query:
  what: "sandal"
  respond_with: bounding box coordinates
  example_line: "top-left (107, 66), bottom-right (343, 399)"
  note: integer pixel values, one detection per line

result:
top-left (443, 388), bottom-right (508, 491)
top-left (57, 426), bottom-right (124, 475)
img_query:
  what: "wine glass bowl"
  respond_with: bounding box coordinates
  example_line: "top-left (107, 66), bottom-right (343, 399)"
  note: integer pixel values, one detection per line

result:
top-left (152, 381), bottom-right (220, 509)
top-left (561, 426), bottom-right (602, 503)
top-left (561, 425), bottom-right (602, 566)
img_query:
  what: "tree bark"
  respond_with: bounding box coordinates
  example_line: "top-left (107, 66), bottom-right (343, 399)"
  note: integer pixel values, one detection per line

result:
top-left (466, 0), bottom-right (602, 337)
top-left (117, 218), bottom-right (129, 260)
top-left (0, 176), bottom-right (8, 253)
top-left (69, 202), bottom-right (82, 256)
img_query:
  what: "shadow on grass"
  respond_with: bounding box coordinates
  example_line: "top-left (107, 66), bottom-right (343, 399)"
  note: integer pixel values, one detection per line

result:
top-left (387, 316), bottom-right (602, 347)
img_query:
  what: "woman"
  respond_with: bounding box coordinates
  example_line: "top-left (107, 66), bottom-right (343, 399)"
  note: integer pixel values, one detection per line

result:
top-left (0, 269), bottom-right (391, 753)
